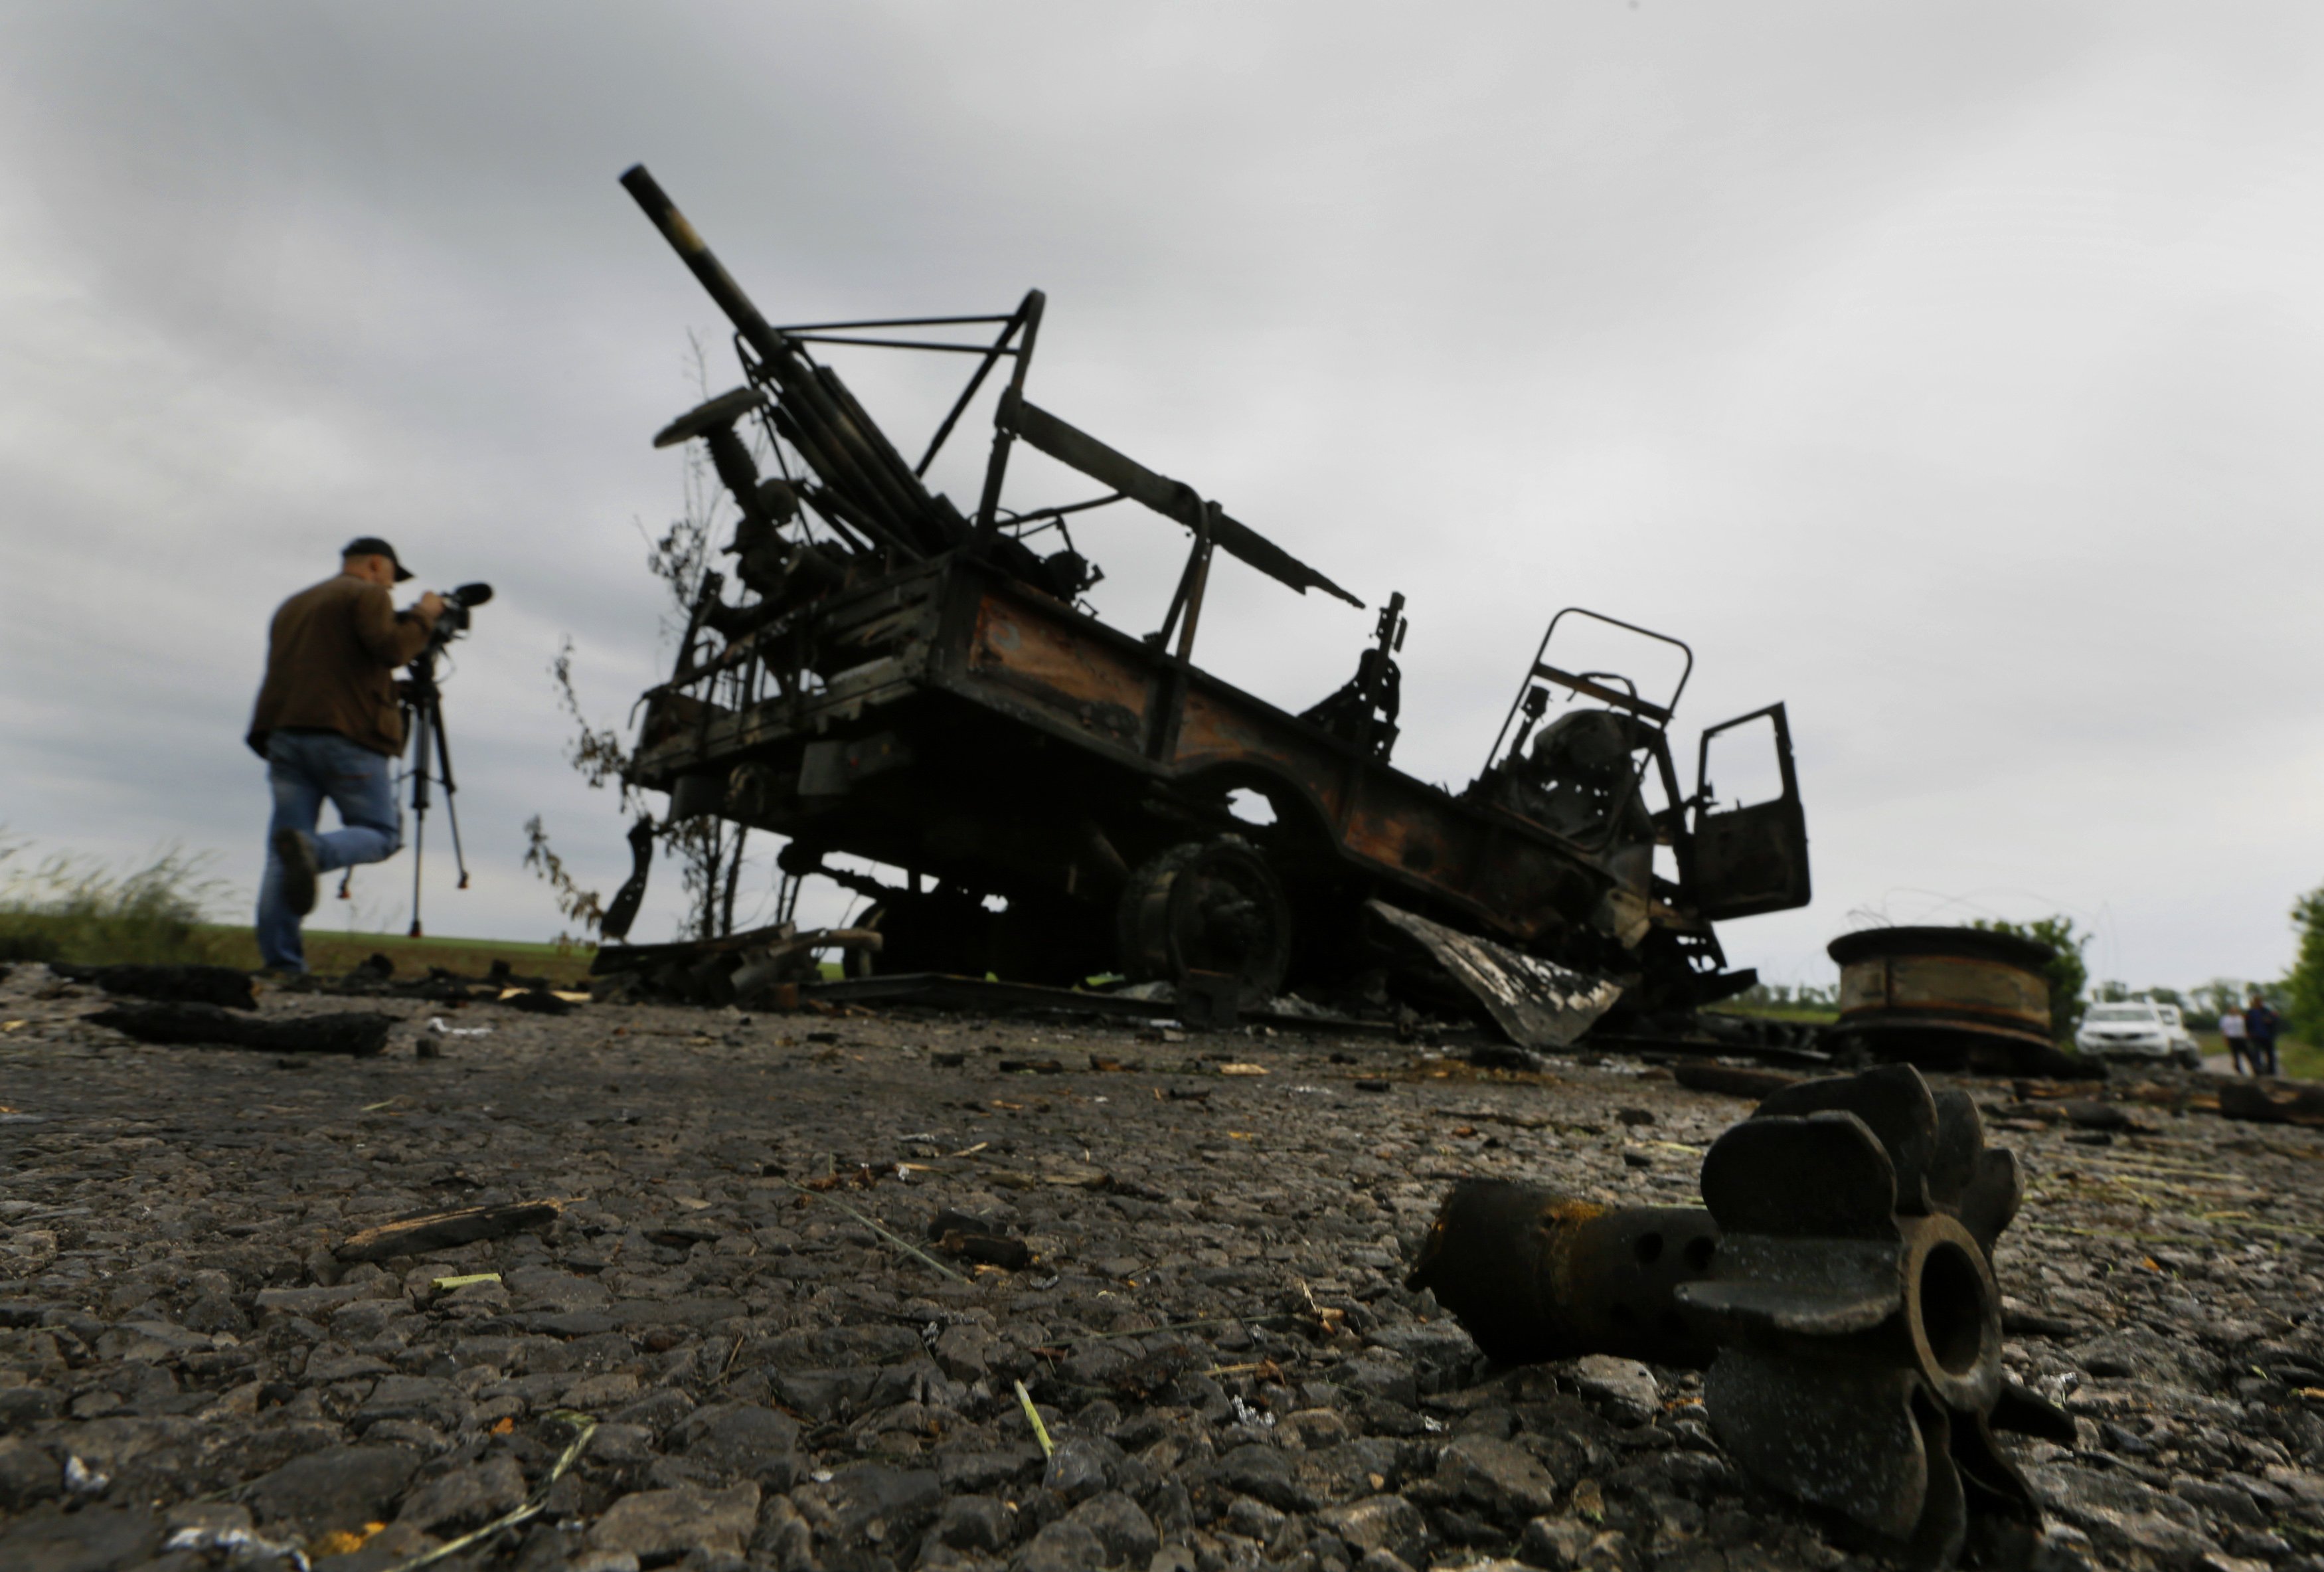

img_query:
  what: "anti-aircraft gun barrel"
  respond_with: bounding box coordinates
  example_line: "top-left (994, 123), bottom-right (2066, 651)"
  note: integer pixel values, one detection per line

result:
top-left (618, 164), bottom-right (780, 357)
top-left (618, 164), bottom-right (955, 557)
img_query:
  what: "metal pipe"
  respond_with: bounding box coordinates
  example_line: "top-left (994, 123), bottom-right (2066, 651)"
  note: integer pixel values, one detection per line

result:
top-left (1408, 1185), bottom-right (1720, 1366)
top-left (771, 313), bottom-right (1017, 331)
top-left (767, 402), bottom-right (911, 551)
top-left (811, 363), bottom-right (956, 548)
top-left (972, 290), bottom-right (1047, 541)
top-left (1172, 504), bottom-right (1217, 664)
top-left (918, 298), bottom-right (1037, 477)
top-left (786, 334), bottom-right (1021, 355)
top-left (620, 167), bottom-right (940, 552)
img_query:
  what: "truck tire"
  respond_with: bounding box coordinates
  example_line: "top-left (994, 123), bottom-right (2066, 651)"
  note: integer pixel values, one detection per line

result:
top-left (1116, 835), bottom-right (1292, 1004)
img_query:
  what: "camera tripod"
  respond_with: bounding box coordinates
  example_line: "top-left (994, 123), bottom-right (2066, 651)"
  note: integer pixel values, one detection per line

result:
top-left (398, 642), bottom-right (469, 937)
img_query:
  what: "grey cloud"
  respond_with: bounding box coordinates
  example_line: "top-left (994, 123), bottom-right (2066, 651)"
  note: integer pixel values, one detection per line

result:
top-left (3, 3), bottom-right (2320, 990)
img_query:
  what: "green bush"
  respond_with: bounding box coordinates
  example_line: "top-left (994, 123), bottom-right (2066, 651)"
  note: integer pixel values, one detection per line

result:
top-left (2287, 885), bottom-right (2324, 1048)
top-left (1969, 915), bottom-right (2090, 1041)
top-left (0, 839), bottom-right (233, 968)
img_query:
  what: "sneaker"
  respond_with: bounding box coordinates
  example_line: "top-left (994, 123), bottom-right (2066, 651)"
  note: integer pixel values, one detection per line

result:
top-left (273, 828), bottom-right (319, 917)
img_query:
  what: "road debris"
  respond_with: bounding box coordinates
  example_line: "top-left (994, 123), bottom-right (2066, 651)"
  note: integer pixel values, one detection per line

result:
top-left (52, 962), bottom-right (258, 1010)
top-left (1366, 899), bottom-right (1623, 1052)
top-left (333, 1199), bottom-right (569, 1263)
top-left (1409, 1063), bottom-right (2063, 1565)
top-left (1671, 1061), bottom-right (1802, 1100)
top-left (1827, 925), bottom-right (2090, 1076)
top-left (88, 1000), bottom-right (394, 1056)
top-left (3, 917), bottom-right (2321, 1572)
top-left (2217, 1077), bottom-right (2324, 1127)
top-left (589, 921), bottom-right (882, 1006)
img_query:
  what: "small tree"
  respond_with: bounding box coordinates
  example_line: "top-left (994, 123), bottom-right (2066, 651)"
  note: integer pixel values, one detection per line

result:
top-left (1970, 915), bottom-right (2090, 1042)
top-left (2286, 885), bottom-right (2324, 1045)
top-left (2195, 978), bottom-right (2247, 1024)
top-left (525, 335), bottom-right (758, 944)
top-left (521, 814), bottom-right (605, 952)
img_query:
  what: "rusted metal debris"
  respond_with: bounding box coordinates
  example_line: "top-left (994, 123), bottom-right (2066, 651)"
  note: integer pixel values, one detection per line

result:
top-left (51, 963), bottom-right (257, 1011)
top-left (1671, 1061), bottom-right (1802, 1099)
top-left (594, 165), bottom-right (1814, 1038)
top-left (2216, 1077), bottom-right (2324, 1127)
top-left (589, 919), bottom-right (881, 1007)
top-left (88, 1002), bottom-right (394, 1057)
top-left (1827, 926), bottom-right (2092, 1077)
top-left (1365, 899), bottom-right (1621, 1051)
top-left (1408, 1063), bottom-right (2068, 1569)
top-left (927, 1208), bottom-right (1033, 1271)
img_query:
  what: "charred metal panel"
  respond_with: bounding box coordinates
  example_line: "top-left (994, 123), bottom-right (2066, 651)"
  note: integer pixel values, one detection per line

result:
top-left (1173, 683), bottom-right (1609, 946)
top-left (965, 592), bottom-right (1150, 752)
top-left (1367, 900), bottom-right (1621, 1048)
top-left (1837, 954), bottom-right (2049, 1027)
top-left (798, 732), bottom-right (914, 798)
top-left (1343, 777), bottom-right (1458, 879)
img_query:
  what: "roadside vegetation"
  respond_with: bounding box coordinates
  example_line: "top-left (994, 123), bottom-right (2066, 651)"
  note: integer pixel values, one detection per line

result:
top-left (195, 927), bottom-right (595, 987)
top-left (8, 828), bottom-right (2321, 1069)
top-left (0, 833), bottom-right (591, 985)
top-left (1720, 981), bottom-right (1839, 1024)
top-left (0, 837), bottom-right (233, 967)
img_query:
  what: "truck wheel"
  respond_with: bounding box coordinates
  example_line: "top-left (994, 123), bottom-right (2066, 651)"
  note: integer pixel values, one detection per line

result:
top-left (1117, 836), bottom-right (1292, 1003)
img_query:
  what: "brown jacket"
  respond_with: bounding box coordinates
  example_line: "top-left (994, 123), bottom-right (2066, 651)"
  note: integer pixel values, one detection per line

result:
top-left (247, 574), bottom-right (439, 758)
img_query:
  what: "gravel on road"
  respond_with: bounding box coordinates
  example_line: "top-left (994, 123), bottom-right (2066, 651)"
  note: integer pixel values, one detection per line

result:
top-left (7, 962), bottom-right (2324, 1571)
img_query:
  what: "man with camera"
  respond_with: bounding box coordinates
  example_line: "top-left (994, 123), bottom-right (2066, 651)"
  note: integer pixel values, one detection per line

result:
top-left (246, 538), bottom-right (442, 973)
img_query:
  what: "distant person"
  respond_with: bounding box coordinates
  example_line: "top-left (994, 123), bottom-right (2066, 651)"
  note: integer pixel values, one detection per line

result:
top-left (2244, 994), bottom-right (2283, 1079)
top-left (2220, 1005), bottom-right (2249, 1075)
top-left (246, 539), bottom-right (442, 974)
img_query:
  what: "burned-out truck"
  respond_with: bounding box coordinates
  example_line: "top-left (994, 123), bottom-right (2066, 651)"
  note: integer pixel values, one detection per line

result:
top-left (603, 166), bottom-right (1812, 1037)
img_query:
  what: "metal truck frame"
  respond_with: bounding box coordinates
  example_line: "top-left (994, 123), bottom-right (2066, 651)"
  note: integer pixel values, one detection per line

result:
top-left (604, 165), bottom-right (1813, 1023)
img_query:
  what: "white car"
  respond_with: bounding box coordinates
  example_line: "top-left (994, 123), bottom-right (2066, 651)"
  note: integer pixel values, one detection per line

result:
top-left (2153, 1004), bottom-right (2201, 1060)
top-left (2076, 1001), bottom-right (2202, 1069)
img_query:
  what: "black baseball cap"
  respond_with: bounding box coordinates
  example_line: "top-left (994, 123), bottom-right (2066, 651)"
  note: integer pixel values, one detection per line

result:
top-left (342, 537), bottom-right (413, 581)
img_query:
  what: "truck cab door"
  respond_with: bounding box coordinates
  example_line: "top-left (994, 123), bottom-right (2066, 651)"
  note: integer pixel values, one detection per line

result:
top-left (1689, 703), bottom-right (1810, 920)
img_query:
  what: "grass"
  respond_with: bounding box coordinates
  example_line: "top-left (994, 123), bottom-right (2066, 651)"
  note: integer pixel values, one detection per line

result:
top-left (0, 835), bottom-right (594, 984)
top-left (2195, 1030), bottom-right (2321, 1079)
top-left (0, 843), bottom-right (234, 967)
top-left (3, 911), bottom-right (596, 987)
top-left (195, 926), bottom-right (597, 986)
top-left (1712, 1003), bottom-right (1841, 1025)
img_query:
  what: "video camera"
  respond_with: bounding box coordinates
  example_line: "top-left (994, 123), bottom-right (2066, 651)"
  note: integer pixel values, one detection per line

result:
top-left (425, 582), bottom-right (494, 648)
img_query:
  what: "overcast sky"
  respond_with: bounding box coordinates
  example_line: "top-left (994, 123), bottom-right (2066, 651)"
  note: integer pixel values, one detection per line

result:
top-left (3, 3), bottom-right (2319, 994)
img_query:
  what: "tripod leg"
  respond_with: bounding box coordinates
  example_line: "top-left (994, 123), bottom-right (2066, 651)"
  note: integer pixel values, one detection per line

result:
top-left (431, 697), bottom-right (471, 891)
top-left (408, 703), bottom-right (433, 938)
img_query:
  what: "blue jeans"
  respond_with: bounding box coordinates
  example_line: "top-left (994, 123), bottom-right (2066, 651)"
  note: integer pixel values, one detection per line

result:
top-left (256, 731), bottom-right (402, 972)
